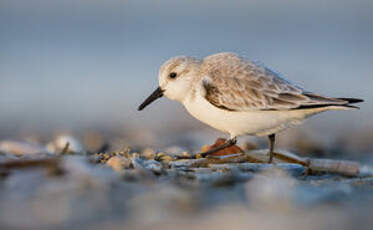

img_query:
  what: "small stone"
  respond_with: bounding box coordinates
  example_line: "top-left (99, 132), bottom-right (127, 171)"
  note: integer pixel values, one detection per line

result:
top-left (143, 160), bottom-right (164, 174)
top-left (106, 156), bottom-right (131, 172)
top-left (131, 157), bottom-right (164, 175)
top-left (132, 152), bottom-right (140, 159)
top-left (308, 158), bottom-right (360, 177)
top-left (155, 152), bottom-right (174, 163)
top-left (169, 159), bottom-right (209, 168)
top-left (142, 148), bottom-right (155, 160)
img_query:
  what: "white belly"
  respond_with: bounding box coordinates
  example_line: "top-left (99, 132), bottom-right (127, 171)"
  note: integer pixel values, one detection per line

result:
top-left (182, 94), bottom-right (308, 137)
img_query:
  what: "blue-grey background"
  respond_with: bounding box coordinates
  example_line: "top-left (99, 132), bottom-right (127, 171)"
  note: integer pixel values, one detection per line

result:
top-left (0, 0), bottom-right (372, 142)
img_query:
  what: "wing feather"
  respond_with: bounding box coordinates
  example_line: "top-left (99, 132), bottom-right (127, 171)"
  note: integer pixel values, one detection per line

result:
top-left (200, 53), bottom-right (348, 111)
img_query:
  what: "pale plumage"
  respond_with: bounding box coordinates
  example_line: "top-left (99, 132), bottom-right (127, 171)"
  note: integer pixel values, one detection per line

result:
top-left (138, 52), bottom-right (363, 162)
top-left (200, 52), bottom-right (351, 111)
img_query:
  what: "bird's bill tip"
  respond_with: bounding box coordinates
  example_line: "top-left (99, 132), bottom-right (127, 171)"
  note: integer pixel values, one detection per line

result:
top-left (138, 87), bottom-right (164, 111)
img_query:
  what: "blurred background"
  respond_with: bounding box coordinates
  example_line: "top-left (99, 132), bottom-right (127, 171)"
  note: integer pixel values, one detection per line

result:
top-left (0, 0), bottom-right (372, 156)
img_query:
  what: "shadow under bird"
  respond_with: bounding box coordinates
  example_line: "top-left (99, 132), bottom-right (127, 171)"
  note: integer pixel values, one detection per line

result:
top-left (138, 52), bottom-right (363, 162)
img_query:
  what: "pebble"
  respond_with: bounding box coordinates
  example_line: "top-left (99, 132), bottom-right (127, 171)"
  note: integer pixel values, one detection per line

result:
top-left (141, 148), bottom-right (156, 160)
top-left (169, 158), bottom-right (208, 168)
top-left (1, 145), bottom-right (373, 230)
top-left (131, 157), bottom-right (164, 175)
top-left (155, 152), bottom-right (175, 163)
top-left (106, 156), bottom-right (132, 172)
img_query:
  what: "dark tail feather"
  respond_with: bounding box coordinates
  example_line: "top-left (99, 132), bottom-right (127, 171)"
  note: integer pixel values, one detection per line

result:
top-left (296, 104), bottom-right (360, 110)
top-left (337, 98), bottom-right (364, 104)
top-left (338, 97), bottom-right (364, 109)
top-left (341, 104), bottom-right (360, 109)
top-left (295, 97), bottom-right (364, 110)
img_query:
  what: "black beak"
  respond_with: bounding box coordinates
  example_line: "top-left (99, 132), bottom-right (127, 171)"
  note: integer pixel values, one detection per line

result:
top-left (138, 87), bottom-right (164, 111)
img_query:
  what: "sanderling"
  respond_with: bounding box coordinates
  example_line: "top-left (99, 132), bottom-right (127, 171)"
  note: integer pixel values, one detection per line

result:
top-left (138, 52), bottom-right (363, 162)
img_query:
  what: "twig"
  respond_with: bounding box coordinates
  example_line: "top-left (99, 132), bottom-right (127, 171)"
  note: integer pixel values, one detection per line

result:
top-left (0, 158), bottom-right (63, 176)
top-left (60, 142), bottom-right (70, 155)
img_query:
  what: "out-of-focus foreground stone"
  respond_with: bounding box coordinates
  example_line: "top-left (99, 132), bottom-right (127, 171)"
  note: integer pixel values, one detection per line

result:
top-left (0, 137), bottom-right (373, 230)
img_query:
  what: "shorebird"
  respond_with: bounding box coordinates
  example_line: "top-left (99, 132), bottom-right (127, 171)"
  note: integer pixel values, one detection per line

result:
top-left (138, 52), bottom-right (363, 162)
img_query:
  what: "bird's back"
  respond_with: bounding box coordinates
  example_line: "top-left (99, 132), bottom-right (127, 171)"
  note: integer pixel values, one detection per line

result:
top-left (199, 52), bottom-right (362, 112)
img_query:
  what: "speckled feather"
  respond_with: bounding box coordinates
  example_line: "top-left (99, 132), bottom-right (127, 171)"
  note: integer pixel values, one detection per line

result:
top-left (200, 53), bottom-right (348, 111)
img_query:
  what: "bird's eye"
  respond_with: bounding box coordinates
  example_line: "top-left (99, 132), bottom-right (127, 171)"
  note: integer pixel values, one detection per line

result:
top-left (169, 72), bottom-right (177, 79)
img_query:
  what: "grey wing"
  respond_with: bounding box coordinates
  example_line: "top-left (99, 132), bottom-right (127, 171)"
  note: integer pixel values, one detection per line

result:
top-left (201, 52), bottom-right (348, 111)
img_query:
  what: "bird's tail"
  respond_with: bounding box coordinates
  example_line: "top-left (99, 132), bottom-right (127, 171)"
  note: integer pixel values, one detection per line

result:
top-left (295, 96), bottom-right (364, 119)
top-left (337, 97), bottom-right (364, 109)
top-left (297, 94), bottom-right (364, 110)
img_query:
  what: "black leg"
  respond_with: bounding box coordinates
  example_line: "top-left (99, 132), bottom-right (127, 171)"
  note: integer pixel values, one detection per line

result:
top-left (199, 137), bottom-right (237, 158)
top-left (176, 137), bottom-right (237, 159)
top-left (268, 134), bottom-right (276, 163)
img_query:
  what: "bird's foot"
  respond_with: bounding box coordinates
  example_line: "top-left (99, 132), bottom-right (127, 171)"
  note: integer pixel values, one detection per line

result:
top-left (175, 137), bottom-right (238, 160)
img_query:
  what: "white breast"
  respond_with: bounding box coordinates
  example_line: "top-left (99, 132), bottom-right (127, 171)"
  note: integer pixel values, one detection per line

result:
top-left (182, 86), bottom-right (308, 137)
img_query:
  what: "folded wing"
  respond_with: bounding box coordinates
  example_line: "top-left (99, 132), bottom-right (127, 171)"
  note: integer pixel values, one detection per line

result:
top-left (201, 53), bottom-right (355, 111)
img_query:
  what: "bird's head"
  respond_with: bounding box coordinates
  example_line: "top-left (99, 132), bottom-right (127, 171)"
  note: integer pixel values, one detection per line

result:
top-left (138, 56), bottom-right (201, 111)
